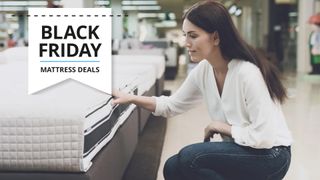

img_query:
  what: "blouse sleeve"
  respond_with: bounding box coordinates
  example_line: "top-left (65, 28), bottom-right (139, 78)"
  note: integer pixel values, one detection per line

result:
top-left (152, 67), bottom-right (203, 118)
top-left (231, 67), bottom-right (278, 149)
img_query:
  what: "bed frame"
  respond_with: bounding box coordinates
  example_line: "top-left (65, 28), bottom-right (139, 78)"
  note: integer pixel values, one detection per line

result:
top-left (138, 74), bottom-right (164, 134)
top-left (156, 73), bottom-right (165, 96)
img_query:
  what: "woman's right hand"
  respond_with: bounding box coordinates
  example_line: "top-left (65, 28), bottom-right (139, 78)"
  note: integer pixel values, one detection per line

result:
top-left (112, 90), bottom-right (157, 112)
top-left (112, 90), bottom-right (135, 105)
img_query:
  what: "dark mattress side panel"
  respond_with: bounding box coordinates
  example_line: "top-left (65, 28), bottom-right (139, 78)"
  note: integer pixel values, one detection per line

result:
top-left (83, 88), bottom-right (138, 155)
top-left (83, 103), bottom-right (129, 155)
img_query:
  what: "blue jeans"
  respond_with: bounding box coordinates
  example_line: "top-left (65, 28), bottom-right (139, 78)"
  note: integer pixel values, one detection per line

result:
top-left (163, 142), bottom-right (291, 180)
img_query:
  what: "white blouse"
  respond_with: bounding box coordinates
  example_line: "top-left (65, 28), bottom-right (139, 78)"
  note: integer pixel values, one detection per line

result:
top-left (153, 59), bottom-right (293, 149)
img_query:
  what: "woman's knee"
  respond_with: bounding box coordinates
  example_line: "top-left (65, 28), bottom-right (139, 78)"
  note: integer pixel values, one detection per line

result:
top-left (163, 154), bottom-right (180, 179)
top-left (178, 144), bottom-right (199, 170)
top-left (177, 144), bottom-right (225, 180)
top-left (163, 146), bottom-right (198, 180)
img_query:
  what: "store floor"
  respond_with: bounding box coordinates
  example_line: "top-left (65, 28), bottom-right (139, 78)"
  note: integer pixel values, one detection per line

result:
top-left (156, 65), bottom-right (320, 180)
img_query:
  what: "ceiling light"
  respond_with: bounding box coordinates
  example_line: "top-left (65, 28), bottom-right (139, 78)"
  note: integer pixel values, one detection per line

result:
top-left (154, 20), bottom-right (177, 28)
top-left (138, 13), bottom-right (158, 18)
top-left (122, 1), bottom-right (158, 6)
top-left (234, 8), bottom-right (242, 16)
top-left (0, 1), bottom-right (58, 6)
top-left (228, 5), bottom-right (237, 15)
top-left (0, 7), bottom-right (26, 11)
top-left (138, 12), bottom-right (176, 20)
top-left (122, 5), bottom-right (161, 11)
top-left (95, 0), bottom-right (110, 6)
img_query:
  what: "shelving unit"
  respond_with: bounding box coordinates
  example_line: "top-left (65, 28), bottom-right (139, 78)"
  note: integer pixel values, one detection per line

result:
top-left (0, 13), bottom-right (20, 51)
top-left (0, 14), bottom-right (7, 51)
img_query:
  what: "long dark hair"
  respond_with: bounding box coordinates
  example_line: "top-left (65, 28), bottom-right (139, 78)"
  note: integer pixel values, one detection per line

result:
top-left (183, 0), bottom-right (287, 103)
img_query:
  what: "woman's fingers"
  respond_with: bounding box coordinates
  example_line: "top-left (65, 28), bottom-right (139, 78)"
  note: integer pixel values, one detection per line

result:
top-left (111, 90), bottom-right (123, 105)
top-left (204, 125), bottom-right (215, 142)
top-left (111, 98), bottom-right (120, 105)
top-left (204, 137), bottom-right (210, 142)
top-left (111, 90), bottom-right (134, 105)
top-left (204, 132), bottom-right (214, 142)
top-left (112, 89), bottom-right (120, 98)
top-left (204, 126), bottom-right (212, 142)
top-left (204, 131), bottom-right (212, 142)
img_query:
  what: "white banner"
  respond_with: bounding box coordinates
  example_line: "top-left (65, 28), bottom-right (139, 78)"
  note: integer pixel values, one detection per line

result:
top-left (28, 8), bottom-right (112, 94)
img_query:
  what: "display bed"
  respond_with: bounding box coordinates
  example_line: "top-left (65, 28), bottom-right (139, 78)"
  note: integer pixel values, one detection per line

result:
top-left (0, 47), bottom-right (161, 179)
top-left (0, 61), bottom-right (138, 172)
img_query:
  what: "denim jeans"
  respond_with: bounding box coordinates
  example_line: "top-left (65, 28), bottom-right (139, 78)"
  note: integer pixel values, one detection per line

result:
top-left (163, 142), bottom-right (291, 180)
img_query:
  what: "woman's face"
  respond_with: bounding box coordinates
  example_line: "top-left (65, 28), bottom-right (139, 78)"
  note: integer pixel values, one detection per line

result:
top-left (182, 19), bottom-right (218, 62)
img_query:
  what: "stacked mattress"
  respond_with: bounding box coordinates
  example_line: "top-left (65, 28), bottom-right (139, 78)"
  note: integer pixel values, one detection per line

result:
top-left (113, 64), bottom-right (157, 96)
top-left (113, 54), bottom-right (166, 96)
top-left (113, 55), bottom-right (165, 80)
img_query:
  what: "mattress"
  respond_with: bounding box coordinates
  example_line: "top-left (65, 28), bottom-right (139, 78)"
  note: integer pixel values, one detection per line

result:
top-left (0, 108), bottom-right (140, 180)
top-left (113, 55), bottom-right (165, 79)
top-left (113, 63), bottom-right (157, 96)
top-left (118, 48), bottom-right (164, 56)
top-left (0, 61), bottom-right (138, 172)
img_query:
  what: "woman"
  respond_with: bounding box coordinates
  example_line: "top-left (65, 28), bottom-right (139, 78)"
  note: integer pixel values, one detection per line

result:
top-left (113, 1), bottom-right (292, 179)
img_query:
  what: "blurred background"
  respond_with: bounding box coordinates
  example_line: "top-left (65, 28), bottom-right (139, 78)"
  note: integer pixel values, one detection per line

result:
top-left (0, 0), bottom-right (320, 180)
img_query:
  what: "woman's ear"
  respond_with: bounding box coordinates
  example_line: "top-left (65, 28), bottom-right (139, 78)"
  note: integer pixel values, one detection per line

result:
top-left (211, 31), bottom-right (220, 46)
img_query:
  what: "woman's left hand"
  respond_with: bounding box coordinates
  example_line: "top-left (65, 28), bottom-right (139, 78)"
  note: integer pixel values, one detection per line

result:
top-left (204, 121), bottom-right (232, 142)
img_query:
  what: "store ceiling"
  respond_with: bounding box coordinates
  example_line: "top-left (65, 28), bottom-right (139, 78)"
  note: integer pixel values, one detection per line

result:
top-left (0, 0), bottom-right (202, 16)
top-left (157, 0), bottom-right (199, 21)
top-left (0, 0), bottom-right (229, 25)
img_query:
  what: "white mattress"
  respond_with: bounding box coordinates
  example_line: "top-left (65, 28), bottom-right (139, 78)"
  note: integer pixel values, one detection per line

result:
top-left (113, 54), bottom-right (165, 79)
top-left (0, 61), bottom-right (137, 172)
top-left (113, 63), bottom-right (157, 95)
top-left (118, 48), bottom-right (164, 56)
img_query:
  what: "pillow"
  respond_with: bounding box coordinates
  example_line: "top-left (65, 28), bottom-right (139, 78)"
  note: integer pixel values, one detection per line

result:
top-left (2, 47), bottom-right (28, 62)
